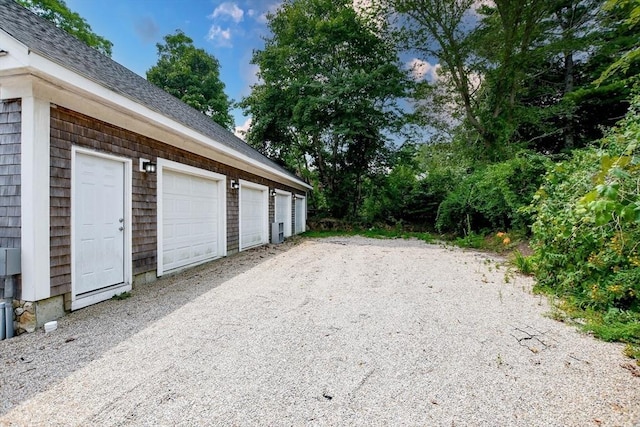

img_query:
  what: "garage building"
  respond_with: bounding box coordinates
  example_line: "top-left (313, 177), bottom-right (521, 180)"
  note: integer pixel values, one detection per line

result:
top-left (0, 0), bottom-right (311, 334)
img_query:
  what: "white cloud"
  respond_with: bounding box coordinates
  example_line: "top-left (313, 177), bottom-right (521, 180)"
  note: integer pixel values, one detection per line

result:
top-left (352, 0), bottom-right (372, 14)
top-left (407, 59), bottom-right (441, 82)
top-left (243, 63), bottom-right (261, 91)
top-left (467, 71), bottom-right (483, 93)
top-left (470, 0), bottom-right (494, 17)
top-left (256, 2), bottom-right (282, 24)
top-left (211, 2), bottom-right (244, 23)
top-left (207, 25), bottom-right (233, 47)
top-left (235, 117), bottom-right (252, 140)
top-left (352, 0), bottom-right (387, 33)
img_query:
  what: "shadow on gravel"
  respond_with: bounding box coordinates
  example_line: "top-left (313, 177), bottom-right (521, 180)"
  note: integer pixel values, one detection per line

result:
top-left (0, 240), bottom-right (300, 415)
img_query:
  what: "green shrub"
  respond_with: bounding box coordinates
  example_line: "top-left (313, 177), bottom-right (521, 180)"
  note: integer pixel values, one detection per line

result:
top-left (360, 143), bottom-right (463, 227)
top-left (436, 151), bottom-right (551, 234)
top-left (405, 168), bottom-right (460, 225)
top-left (512, 250), bottom-right (534, 275)
top-left (361, 164), bottom-right (419, 225)
top-left (529, 94), bottom-right (640, 349)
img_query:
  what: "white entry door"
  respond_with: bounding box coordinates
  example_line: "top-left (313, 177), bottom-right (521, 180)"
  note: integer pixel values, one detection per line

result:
top-left (240, 183), bottom-right (268, 250)
top-left (275, 193), bottom-right (292, 237)
top-left (74, 152), bottom-right (125, 295)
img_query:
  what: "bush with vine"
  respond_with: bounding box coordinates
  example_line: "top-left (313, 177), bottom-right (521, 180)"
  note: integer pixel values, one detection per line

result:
top-left (529, 94), bottom-right (640, 348)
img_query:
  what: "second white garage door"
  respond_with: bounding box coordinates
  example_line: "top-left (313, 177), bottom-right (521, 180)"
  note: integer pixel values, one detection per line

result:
top-left (274, 192), bottom-right (292, 238)
top-left (159, 161), bottom-right (226, 275)
top-left (239, 181), bottom-right (268, 250)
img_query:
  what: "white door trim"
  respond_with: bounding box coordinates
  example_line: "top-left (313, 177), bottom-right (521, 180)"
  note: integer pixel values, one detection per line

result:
top-left (70, 147), bottom-right (132, 310)
top-left (238, 180), bottom-right (269, 251)
top-left (156, 158), bottom-right (227, 276)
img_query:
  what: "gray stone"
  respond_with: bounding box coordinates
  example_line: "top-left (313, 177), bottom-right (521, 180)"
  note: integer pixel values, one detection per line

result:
top-left (35, 295), bottom-right (65, 327)
top-left (23, 302), bottom-right (34, 313)
top-left (18, 310), bottom-right (36, 333)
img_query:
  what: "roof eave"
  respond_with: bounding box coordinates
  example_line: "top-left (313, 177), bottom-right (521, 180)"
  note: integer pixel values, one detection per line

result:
top-left (0, 36), bottom-right (311, 191)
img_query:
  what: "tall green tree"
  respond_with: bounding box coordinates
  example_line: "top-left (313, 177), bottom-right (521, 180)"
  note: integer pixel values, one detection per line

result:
top-left (147, 30), bottom-right (234, 130)
top-left (388, 0), bottom-right (548, 158)
top-left (241, 0), bottom-right (408, 217)
top-left (17, 0), bottom-right (113, 56)
top-left (515, 0), bottom-right (638, 153)
top-left (596, 0), bottom-right (640, 84)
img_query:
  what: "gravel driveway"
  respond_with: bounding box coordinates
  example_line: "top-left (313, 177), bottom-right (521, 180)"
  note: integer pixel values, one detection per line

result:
top-left (1, 236), bottom-right (639, 426)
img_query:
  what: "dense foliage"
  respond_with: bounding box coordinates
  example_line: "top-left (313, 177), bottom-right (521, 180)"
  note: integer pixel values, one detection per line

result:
top-left (436, 152), bottom-right (551, 234)
top-left (147, 31), bottom-right (234, 130)
top-left (17, 0), bottom-right (113, 56)
top-left (529, 94), bottom-right (640, 345)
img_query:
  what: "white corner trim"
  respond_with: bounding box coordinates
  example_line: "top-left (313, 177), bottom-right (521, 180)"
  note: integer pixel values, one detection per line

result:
top-left (20, 96), bottom-right (50, 301)
top-left (70, 147), bottom-right (133, 309)
top-left (156, 158), bottom-right (227, 276)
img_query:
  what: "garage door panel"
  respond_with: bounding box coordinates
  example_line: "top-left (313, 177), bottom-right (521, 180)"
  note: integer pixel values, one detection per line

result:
top-left (240, 186), bottom-right (267, 250)
top-left (162, 169), bottom-right (223, 273)
top-left (295, 197), bottom-right (306, 234)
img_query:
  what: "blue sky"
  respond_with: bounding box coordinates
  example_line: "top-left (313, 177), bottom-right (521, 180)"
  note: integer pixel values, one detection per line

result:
top-left (66, 0), bottom-right (282, 135)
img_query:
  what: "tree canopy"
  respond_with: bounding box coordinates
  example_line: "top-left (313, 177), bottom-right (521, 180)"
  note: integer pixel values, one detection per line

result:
top-left (17, 0), bottom-right (113, 56)
top-left (147, 30), bottom-right (234, 130)
top-left (241, 0), bottom-right (409, 217)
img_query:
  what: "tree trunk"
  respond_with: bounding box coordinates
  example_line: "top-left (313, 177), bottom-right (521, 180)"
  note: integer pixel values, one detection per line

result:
top-left (564, 50), bottom-right (575, 149)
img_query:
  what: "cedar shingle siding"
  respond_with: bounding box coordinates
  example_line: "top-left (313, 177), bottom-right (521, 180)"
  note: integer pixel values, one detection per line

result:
top-left (0, 100), bottom-right (21, 249)
top-left (49, 106), bottom-right (300, 297)
top-left (0, 100), bottom-right (21, 296)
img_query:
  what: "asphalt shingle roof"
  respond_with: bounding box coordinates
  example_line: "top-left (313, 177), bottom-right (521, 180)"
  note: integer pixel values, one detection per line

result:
top-left (0, 0), bottom-right (307, 187)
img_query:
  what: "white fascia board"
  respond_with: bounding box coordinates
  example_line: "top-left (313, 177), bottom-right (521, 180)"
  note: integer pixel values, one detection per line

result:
top-left (23, 51), bottom-right (311, 191)
top-left (0, 29), bottom-right (30, 75)
top-left (0, 73), bottom-right (34, 99)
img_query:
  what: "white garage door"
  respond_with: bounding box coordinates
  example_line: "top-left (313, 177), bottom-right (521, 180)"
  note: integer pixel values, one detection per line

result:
top-left (295, 195), bottom-right (306, 234)
top-left (161, 167), bottom-right (224, 274)
top-left (274, 193), bottom-right (292, 238)
top-left (240, 183), bottom-right (268, 250)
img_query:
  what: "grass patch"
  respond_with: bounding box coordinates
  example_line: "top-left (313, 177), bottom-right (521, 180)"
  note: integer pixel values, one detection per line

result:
top-left (301, 229), bottom-right (354, 238)
top-left (583, 308), bottom-right (640, 344)
top-left (624, 344), bottom-right (640, 364)
top-left (451, 230), bottom-right (526, 255)
top-left (301, 227), bottom-right (435, 243)
top-left (544, 297), bottom-right (640, 363)
top-left (453, 232), bottom-right (486, 249)
top-left (112, 291), bottom-right (132, 300)
top-left (511, 250), bottom-right (534, 275)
